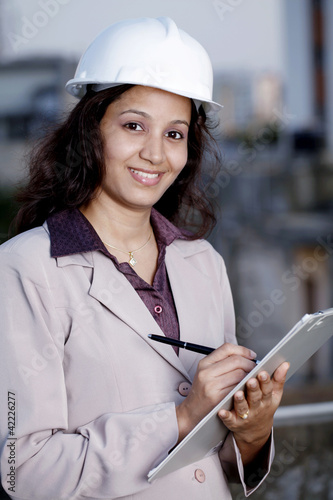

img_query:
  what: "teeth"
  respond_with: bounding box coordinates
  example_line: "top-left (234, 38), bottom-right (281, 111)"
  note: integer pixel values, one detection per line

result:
top-left (130, 168), bottom-right (159, 179)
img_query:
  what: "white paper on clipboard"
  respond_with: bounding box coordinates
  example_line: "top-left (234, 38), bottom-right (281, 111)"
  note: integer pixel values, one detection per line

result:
top-left (148, 308), bottom-right (333, 482)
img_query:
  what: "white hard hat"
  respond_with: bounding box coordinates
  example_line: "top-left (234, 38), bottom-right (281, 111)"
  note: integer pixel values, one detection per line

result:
top-left (65, 17), bottom-right (222, 115)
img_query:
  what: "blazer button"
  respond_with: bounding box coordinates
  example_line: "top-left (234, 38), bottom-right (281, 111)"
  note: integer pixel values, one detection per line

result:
top-left (178, 382), bottom-right (191, 396)
top-left (194, 469), bottom-right (206, 483)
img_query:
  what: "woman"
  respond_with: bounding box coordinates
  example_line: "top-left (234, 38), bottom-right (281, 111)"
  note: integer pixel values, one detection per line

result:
top-left (0, 17), bottom-right (289, 500)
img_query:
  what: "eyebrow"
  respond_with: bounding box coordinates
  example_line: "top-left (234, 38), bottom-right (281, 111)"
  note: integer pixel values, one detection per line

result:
top-left (119, 109), bottom-right (190, 128)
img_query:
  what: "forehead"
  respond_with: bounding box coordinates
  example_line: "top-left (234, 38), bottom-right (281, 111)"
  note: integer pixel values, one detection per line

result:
top-left (107, 85), bottom-right (192, 119)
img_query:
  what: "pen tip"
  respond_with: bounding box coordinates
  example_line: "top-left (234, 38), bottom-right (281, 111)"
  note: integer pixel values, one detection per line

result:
top-left (147, 334), bottom-right (152, 338)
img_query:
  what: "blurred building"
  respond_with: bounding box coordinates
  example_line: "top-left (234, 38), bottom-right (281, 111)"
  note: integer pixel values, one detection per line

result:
top-left (210, 0), bottom-right (333, 385)
top-left (214, 72), bottom-right (283, 136)
top-left (283, 0), bottom-right (333, 163)
top-left (0, 57), bottom-right (76, 186)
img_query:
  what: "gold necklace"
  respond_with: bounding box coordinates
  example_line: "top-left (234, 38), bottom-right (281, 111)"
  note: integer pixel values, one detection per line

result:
top-left (103, 230), bottom-right (153, 267)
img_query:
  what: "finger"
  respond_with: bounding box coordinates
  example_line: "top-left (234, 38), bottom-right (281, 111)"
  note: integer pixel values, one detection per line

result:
top-left (233, 391), bottom-right (250, 419)
top-left (198, 355), bottom-right (254, 382)
top-left (273, 362), bottom-right (290, 384)
top-left (206, 367), bottom-right (257, 402)
top-left (205, 342), bottom-right (257, 365)
top-left (218, 408), bottom-right (241, 427)
top-left (218, 409), bottom-right (234, 424)
top-left (208, 356), bottom-right (257, 379)
top-left (215, 367), bottom-right (253, 390)
top-left (246, 378), bottom-right (262, 409)
top-left (257, 371), bottom-right (273, 400)
top-left (270, 362), bottom-right (290, 403)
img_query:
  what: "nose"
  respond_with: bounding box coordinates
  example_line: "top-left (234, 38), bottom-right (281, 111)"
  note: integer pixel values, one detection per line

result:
top-left (139, 134), bottom-right (166, 165)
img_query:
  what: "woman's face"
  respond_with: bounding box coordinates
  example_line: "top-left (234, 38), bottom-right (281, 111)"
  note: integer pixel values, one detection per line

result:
top-left (98, 85), bottom-right (192, 213)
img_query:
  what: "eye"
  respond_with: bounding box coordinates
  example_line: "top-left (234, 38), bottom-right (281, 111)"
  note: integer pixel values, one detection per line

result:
top-left (166, 130), bottom-right (184, 140)
top-left (124, 122), bottom-right (144, 131)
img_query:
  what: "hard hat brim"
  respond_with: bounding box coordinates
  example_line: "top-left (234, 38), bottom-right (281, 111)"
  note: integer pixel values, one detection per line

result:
top-left (65, 80), bottom-right (223, 115)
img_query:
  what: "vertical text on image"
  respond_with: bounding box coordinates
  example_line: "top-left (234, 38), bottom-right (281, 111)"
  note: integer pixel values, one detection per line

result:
top-left (7, 391), bottom-right (17, 493)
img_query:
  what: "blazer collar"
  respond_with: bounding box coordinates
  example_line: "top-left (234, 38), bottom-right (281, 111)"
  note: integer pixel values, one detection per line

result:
top-left (47, 207), bottom-right (187, 258)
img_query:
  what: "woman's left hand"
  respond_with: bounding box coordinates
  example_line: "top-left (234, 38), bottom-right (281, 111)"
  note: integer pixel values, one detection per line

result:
top-left (218, 361), bottom-right (290, 464)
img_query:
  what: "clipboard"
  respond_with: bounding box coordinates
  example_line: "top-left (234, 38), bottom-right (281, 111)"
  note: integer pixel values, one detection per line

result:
top-left (148, 308), bottom-right (333, 482)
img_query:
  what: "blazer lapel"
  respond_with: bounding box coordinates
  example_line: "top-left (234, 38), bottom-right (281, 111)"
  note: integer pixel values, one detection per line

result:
top-left (88, 251), bottom-right (191, 380)
top-left (166, 242), bottom-right (214, 375)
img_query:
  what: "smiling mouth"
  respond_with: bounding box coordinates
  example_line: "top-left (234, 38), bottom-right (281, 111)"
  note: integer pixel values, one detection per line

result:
top-left (130, 168), bottom-right (160, 179)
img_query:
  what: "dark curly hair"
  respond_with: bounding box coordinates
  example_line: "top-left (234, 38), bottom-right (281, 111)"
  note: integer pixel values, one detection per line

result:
top-left (14, 84), bottom-right (221, 238)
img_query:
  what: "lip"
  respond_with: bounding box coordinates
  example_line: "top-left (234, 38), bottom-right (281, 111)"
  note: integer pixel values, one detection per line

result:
top-left (128, 167), bottom-right (165, 186)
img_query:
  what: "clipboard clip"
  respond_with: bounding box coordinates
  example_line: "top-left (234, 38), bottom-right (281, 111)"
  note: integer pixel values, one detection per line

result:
top-left (307, 317), bottom-right (325, 332)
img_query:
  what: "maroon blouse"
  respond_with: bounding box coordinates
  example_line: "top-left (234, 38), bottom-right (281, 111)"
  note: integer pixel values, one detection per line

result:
top-left (47, 208), bottom-right (190, 353)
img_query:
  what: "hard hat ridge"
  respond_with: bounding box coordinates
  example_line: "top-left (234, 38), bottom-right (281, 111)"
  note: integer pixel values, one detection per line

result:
top-left (65, 17), bottom-right (223, 115)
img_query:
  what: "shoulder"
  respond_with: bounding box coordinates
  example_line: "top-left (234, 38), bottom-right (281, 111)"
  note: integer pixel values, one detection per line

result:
top-left (0, 224), bottom-right (49, 255)
top-left (0, 224), bottom-right (53, 274)
top-left (170, 237), bottom-right (223, 260)
top-left (168, 237), bottom-right (227, 278)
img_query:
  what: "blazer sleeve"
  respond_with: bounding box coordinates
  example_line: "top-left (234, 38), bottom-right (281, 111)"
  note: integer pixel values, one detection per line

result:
top-left (216, 252), bottom-right (275, 496)
top-left (0, 249), bottom-right (178, 500)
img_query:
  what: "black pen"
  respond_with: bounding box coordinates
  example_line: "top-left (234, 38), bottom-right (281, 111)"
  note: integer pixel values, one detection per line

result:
top-left (148, 334), bottom-right (214, 355)
top-left (148, 334), bottom-right (260, 364)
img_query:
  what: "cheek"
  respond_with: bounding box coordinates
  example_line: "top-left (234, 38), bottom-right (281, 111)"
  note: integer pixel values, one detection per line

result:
top-left (103, 132), bottom-right (137, 163)
top-left (103, 141), bottom-right (123, 163)
top-left (171, 146), bottom-right (188, 174)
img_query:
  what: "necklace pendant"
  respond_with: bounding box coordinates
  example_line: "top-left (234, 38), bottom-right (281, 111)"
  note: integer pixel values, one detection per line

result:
top-left (129, 253), bottom-right (137, 267)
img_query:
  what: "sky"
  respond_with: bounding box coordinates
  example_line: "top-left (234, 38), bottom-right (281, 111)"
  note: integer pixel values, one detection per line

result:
top-left (0, 0), bottom-right (285, 76)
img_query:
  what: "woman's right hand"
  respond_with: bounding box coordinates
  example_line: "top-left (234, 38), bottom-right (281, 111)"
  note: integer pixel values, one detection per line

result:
top-left (175, 343), bottom-right (257, 442)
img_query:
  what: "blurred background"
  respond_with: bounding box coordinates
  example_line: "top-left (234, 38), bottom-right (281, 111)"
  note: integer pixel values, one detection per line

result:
top-left (0, 0), bottom-right (332, 498)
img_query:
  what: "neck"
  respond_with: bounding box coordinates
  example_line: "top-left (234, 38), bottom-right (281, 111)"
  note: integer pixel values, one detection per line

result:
top-left (80, 198), bottom-right (153, 249)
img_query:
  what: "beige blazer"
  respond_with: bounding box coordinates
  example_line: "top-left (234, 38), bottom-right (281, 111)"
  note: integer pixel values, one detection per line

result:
top-left (0, 223), bottom-right (273, 500)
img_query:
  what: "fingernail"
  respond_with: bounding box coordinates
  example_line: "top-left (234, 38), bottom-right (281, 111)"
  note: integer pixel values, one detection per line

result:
top-left (250, 350), bottom-right (257, 359)
top-left (260, 373), bottom-right (268, 381)
top-left (219, 410), bottom-right (228, 419)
